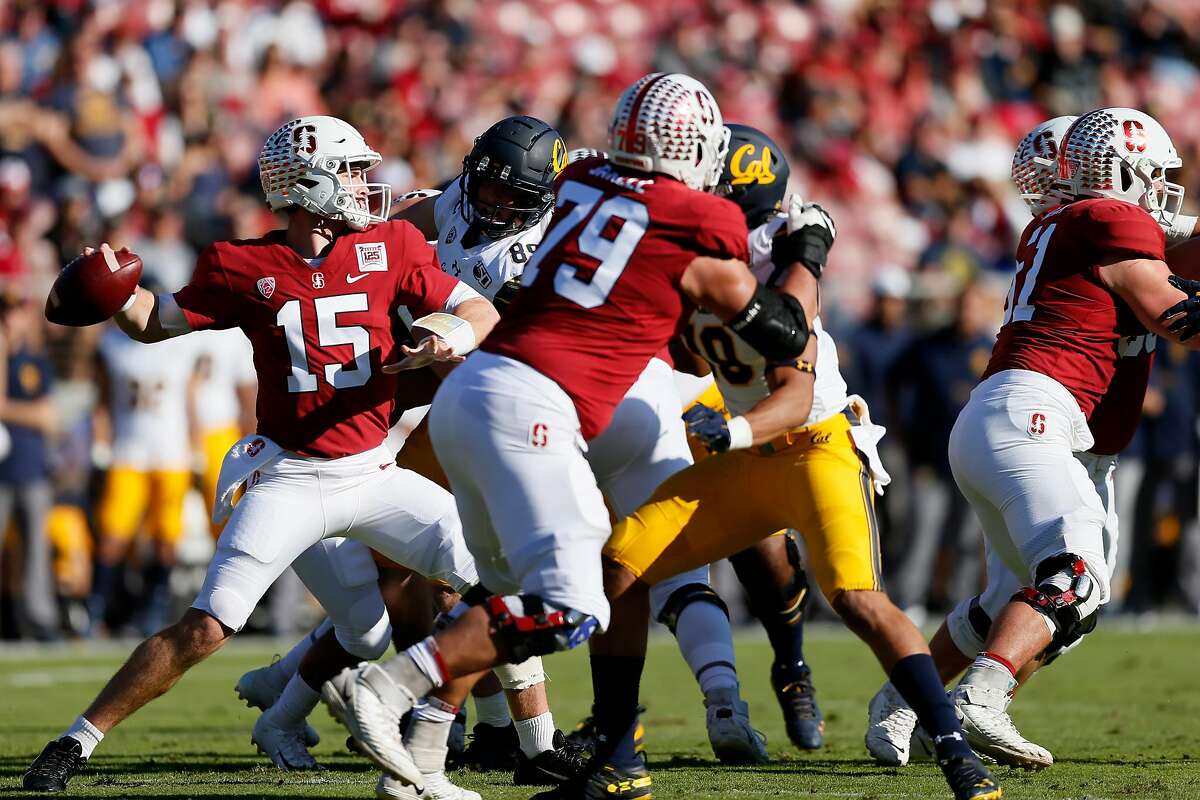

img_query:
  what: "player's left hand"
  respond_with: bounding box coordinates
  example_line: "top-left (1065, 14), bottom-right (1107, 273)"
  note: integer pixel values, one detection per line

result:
top-left (773, 196), bottom-right (837, 278)
top-left (683, 404), bottom-right (732, 452)
top-left (384, 335), bottom-right (466, 372)
top-left (1162, 274), bottom-right (1200, 341)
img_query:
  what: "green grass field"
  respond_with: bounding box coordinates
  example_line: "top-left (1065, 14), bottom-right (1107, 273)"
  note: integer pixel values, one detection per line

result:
top-left (2, 626), bottom-right (1199, 800)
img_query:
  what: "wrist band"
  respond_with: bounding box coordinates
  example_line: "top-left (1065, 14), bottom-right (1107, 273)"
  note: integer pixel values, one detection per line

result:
top-left (727, 415), bottom-right (754, 450)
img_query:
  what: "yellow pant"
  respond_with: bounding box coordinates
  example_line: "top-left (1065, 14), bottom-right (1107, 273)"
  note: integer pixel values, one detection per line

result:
top-left (96, 467), bottom-right (192, 544)
top-left (201, 425), bottom-right (241, 538)
top-left (605, 412), bottom-right (883, 602)
top-left (47, 504), bottom-right (92, 595)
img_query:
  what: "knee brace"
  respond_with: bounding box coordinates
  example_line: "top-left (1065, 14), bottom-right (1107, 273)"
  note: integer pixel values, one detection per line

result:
top-left (333, 595), bottom-right (393, 661)
top-left (946, 595), bottom-right (993, 659)
top-left (1042, 608), bottom-right (1099, 666)
top-left (484, 594), bottom-right (598, 664)
top-left (1012, 553), bottom-right (1100, 645)
top-left (495, 655), bottom-right (546, 691)
top-left (656, 582), bottom-right (730, 635)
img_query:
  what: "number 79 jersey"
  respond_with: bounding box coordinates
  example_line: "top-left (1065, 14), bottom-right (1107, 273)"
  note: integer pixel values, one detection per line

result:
top-left (173, 222), bottom-right (460, 458)
top-left (982, 198), bottom-right (1165, 419)
top-left (485, 155), bottom-right (749, 439)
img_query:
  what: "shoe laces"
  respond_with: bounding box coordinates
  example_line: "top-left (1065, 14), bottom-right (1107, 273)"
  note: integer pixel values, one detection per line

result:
top-left (872, 691), bottom-right (918, 738)
top-left (777, 671), bottom-right (821, 721)
top-left (547, 736), bottom-right (592, 773)
top-left (30, 741), bottom-right (83, 777)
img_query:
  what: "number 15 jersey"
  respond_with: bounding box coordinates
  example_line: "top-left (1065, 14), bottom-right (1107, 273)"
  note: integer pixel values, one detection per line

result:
top-left (484, 155), bottom-right (749, 439)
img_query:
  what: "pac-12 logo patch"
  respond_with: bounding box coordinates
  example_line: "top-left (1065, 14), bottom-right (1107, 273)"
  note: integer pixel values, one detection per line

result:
top-left (530, 422), bottom-right (549, 448)
top-left (1029, 412), bottom-right (1046, 436)
top-left (355, 242), bottom-right (388, 272)
top-left (257, 277), bottom-right (276, 299)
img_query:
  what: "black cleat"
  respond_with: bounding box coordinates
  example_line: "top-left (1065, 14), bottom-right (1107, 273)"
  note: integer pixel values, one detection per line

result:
top-left (529, 760), bottom-right (652, 799)
top-left (448, 722), bottom-right (520, 772)
top-left (23, 738), bottom-right (87, 793)
top-left (514, 730), bottom-right (592, 785)
top-left (772, 661), bottom-right (824, 750)
top-left (565, 705), bottom-right (647, 757)
top-left (939, 753), bottom-right (1003, 800)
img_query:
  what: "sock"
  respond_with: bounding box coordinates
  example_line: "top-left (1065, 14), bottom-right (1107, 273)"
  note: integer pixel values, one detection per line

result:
top-left (266, 619), bottom-right (331, 696)
top-left (515, 711), bottom-right (556, 758)
top-left (270, 674), bottom-right (320, 727)
top-left (673, 601), bottom-right (739, 694)
top-left (962, 652), bottom-right (1019, 693)
top-left (889, 654), bottom-right (972, 760)
top-left (590, 655), bottom-right (645, 769)
top-left (763, 585), bottom-right (808, 670)
top-left (383, 638), bottom-right (443, 698)
top-left (62, 715), bottom-right (103, 759)
top-left (406, 697), bottom-right (457, 774)
top-left (473, 689), bottom-right (512, 729)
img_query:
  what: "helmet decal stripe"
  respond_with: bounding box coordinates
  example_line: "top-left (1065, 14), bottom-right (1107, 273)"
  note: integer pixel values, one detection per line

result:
top-left (623, 73), bottom-right (669, 154)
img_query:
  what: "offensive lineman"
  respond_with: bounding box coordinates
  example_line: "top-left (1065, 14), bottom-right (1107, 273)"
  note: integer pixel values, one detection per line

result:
top-left (23, 115), bottom-right (494, 793)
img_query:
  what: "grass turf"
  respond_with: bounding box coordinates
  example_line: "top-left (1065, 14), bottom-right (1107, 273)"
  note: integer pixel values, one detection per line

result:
top-left (1, 626), bottom-right (1198, 799)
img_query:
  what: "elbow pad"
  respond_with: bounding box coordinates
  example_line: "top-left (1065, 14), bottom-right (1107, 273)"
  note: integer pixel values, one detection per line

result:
top-left (727, 283), bottom-right (810, 362)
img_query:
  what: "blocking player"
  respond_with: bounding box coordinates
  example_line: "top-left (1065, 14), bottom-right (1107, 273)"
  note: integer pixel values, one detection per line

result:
top-left (323, 73), bottom-right (806, 798)
top-left (22, 115), bottom-right (495, 793)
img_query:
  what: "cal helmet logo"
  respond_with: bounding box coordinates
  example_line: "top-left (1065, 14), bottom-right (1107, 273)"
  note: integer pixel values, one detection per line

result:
top-left (729, 143), bottom-right (775, 186)
top-left (355, 242), bottom-right (388, 272)
top-left (257, 277), bottom-right (276, 299)
top-left (551, 138), bottom-right (569, 175)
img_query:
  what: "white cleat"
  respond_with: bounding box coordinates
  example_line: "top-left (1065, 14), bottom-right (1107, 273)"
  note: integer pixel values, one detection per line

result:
top-left (236, 664), bottom-right (320, 748)
top-left (865, 681), bottom-right (919, 767)
top-left (376, 771), bottom-right (481, 800)
top-left (323, 663), bottom-right (423, 789)
top-left (953, 682), bottom-right (1053, 770)
top-left (320, 665), bottom-right (357, 730)
top-left (251, 710), bottom-right (323, 771)
top-left (704, 687), bottom-right (770, 765)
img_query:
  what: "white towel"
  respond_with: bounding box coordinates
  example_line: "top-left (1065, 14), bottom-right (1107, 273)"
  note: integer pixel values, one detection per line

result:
top-left (846, 394), bottom-right (892, 494)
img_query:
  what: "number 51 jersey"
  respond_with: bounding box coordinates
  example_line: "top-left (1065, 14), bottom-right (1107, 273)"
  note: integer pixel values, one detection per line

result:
top-left (485, 155), bottom-right (749, 439)
top-left (173, 222), bottom-right (461, 458)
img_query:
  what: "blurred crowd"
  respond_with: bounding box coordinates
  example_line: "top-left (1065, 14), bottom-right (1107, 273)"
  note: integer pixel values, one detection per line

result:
top-left (3, 0), bottom-right (1200, 640)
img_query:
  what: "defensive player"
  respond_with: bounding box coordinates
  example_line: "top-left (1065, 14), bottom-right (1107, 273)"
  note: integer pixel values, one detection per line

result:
top-left (871, 107), bottom-right (1200, 772)
top-left (22, 115), bottom-right (495, 793)
top-left (323, 73), bottom-right (806, 798)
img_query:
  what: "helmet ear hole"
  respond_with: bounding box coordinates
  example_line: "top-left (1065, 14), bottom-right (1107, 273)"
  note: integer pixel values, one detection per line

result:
top-left (1117, 162), bottom-right (1134, 193)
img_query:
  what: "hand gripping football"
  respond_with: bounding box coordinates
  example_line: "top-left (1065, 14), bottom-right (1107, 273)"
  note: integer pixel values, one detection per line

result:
top-left (45, 244), bottom-right (143, 326)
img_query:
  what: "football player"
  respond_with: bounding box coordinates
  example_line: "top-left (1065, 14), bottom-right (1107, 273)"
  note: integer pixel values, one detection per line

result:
top-left (321, 72), bottom-right (801, 799)
top-left (22, 116), bottom-right (495, 794)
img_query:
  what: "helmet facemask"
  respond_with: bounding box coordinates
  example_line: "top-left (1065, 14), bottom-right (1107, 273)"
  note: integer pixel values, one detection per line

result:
top-left (460, 154), bottom-right (554, 239)
top-left (308, 153), bottom-right (391, 231)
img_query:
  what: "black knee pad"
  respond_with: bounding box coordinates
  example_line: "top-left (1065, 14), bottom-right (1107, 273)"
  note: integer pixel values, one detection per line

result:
top-left (966, 595), bottom-right (992, 642)
top-left (1012, 552), bottom-right (1096, 640)
top-left (1041, 607), bottom-right (1099, 666)
top-left (484, 594), bottom-right (598, 664)
top-left (656, 582), bottom-right (729, 635)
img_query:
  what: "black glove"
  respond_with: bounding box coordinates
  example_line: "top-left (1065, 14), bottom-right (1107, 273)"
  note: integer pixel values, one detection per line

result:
top-left (1163, 274), bottom-right (1200, 341)
top-left (493, 276), bottom-right (522, 313)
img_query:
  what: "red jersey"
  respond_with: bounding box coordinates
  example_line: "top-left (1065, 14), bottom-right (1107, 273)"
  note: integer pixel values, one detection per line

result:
top-left (174, 221), bottom-right (460, 458)
top-left (485, 156), bottom-right (749, 439)
top-left (983, 198), bottom-right (1164, 422)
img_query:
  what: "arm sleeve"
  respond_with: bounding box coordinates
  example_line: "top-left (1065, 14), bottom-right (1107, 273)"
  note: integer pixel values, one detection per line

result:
top-left (395, 224), bottom-right (461, 317)
top-left (1086, 201), bottom-right (1167, 263)
top-left (173, 245), bottom-right (237, 331)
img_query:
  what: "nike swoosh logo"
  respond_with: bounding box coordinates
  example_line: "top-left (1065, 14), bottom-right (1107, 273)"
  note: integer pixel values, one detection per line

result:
top-left (347, 273), bottom-right (370, 284)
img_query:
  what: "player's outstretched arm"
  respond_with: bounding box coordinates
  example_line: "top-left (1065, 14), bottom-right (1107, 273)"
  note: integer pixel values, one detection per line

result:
top-left (385, 294), bottom-right (498, 372)
top-left (389, 190), bottom-right (441, 239)
top-left (112, 286), bottom-right (176, 344)
top-left (1097, 256), bottom-right (1199, 347)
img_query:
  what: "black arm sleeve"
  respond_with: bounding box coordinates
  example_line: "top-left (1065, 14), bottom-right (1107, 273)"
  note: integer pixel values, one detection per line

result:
top-left (727, 283), bottom-right (811, 363)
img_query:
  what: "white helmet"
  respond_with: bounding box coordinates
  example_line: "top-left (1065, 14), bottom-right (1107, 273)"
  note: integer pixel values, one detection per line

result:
top-left (607, 73), bottom-right (729, 191)
top-left (259, 116), bottom-right (391, 231)
top-left (1011, 115), bottom-right (1077, 215)
top-left (1056, 107), bottom-right (1184, 229)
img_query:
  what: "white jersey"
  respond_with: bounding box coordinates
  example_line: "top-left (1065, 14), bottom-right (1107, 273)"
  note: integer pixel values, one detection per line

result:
top-left (686, 213), bottom-right (848, 421)
top-left (192, 329), bottom-right (256, 431)
top-left (432, 179), bottom-right (551, 300)
top-left (98, 328), bottom-right (197, 470)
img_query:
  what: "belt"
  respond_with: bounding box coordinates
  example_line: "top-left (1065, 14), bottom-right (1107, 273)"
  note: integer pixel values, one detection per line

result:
top-left (753, 411), bottom-right (851, 456)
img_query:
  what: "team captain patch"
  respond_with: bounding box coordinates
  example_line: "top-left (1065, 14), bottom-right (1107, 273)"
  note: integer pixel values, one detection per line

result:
top-left (355, 242), bottom-right (388, 272)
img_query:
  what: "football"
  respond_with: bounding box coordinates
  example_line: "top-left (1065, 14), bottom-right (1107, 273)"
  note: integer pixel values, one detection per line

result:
top-left (45, 245), bottom-right (143, 327)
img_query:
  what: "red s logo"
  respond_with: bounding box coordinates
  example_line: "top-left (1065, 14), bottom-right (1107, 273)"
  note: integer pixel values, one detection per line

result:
top-left (1029, 413), bottom-right (1046, 436)
top-left (292, 123), bottom-right (318, 155)
top-left (530, 422), bottom-right (549, 448)
top-left (1123, 120), bottom-right (1147, 153)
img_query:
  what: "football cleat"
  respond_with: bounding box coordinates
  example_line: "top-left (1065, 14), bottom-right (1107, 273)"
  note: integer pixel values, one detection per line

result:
top-left (323, 663), bottom-right (423, 788)
top-left (448, 722), bottom-right (520, 772)
top-left (528, 760), bottom-right (653, 800)
top-left (938, 753), bottom-right (1004, 800)
top-left (252, 710), bottom-right (323, 771)
top-left (953, 683), bottom-right (1053, 770)
top-left (320, 665), bottom-right (356, 730)
top-left (235, 663), bottom-right (321, 747)
top-left (704, 687), bottom-right (770, 765)
top-left (772, 661), bottom-right (825, 750)
top-left (865, 681), bottom-right (918, 766)
top-left (23, 737), bottom-right (87, 793)
top-left (566, 705), bottom-right (646, 757)
top-left (377, 771), bottom-right (481, 800)
top-left (514, 730), bottom-right (592, 785)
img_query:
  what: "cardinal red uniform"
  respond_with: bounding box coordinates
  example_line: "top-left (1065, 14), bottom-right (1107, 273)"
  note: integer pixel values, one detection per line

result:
top-left (429, 155), bottom-right (748, 627)
top-left (945, 198), bottom-right (1165, 647)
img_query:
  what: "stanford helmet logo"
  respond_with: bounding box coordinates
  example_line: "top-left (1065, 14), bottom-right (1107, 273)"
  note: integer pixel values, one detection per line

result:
top-left (291, 123), bottom-right (318, 155)
top-left (257, 276), bottom-right (276, 299)
top-left (1123, 120), bottom-right (1147, 153)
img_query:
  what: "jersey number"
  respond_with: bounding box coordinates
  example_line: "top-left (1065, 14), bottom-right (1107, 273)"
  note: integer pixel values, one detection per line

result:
top-left (521, 180), bottom-right (648, 308)
top-left (1002, 223), bottom-right (1056, 327)
top-left (684, 325), bottom-right (754, 385)
top-left (276, 294), bottom-right (371, 393)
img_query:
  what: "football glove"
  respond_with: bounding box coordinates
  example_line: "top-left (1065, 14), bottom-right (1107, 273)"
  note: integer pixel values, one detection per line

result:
top-left (1163, 274), bottom-right (1200, 342)
top-left (771, 196), bottom-right (837, 279)
top-left (683, 405), bottom-right (753, 452)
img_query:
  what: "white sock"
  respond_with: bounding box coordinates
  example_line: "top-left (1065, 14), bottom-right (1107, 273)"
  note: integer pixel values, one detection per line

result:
top-left (514, 711), bottom-right (556, 758)
top-left (63, 715), bottom-right (103, 759)
top-left (405, 636), bottom-right (447, 689)
top-left (674, 601), bottom-right (740, 695)
top-left (963, 654), bottom-right (1017, 694)
top-left (407, 697), bottom-right (457, 774)
top-left (270, 674), bottom-right (320, 727)
top-left (473, 690), bottom-right (511, 729)
top-left (266, 619), bottom-right (331, 696)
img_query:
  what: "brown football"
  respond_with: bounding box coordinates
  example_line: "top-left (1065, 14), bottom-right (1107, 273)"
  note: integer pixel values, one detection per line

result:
top-left (45, 246), bottom-right (143, 327)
